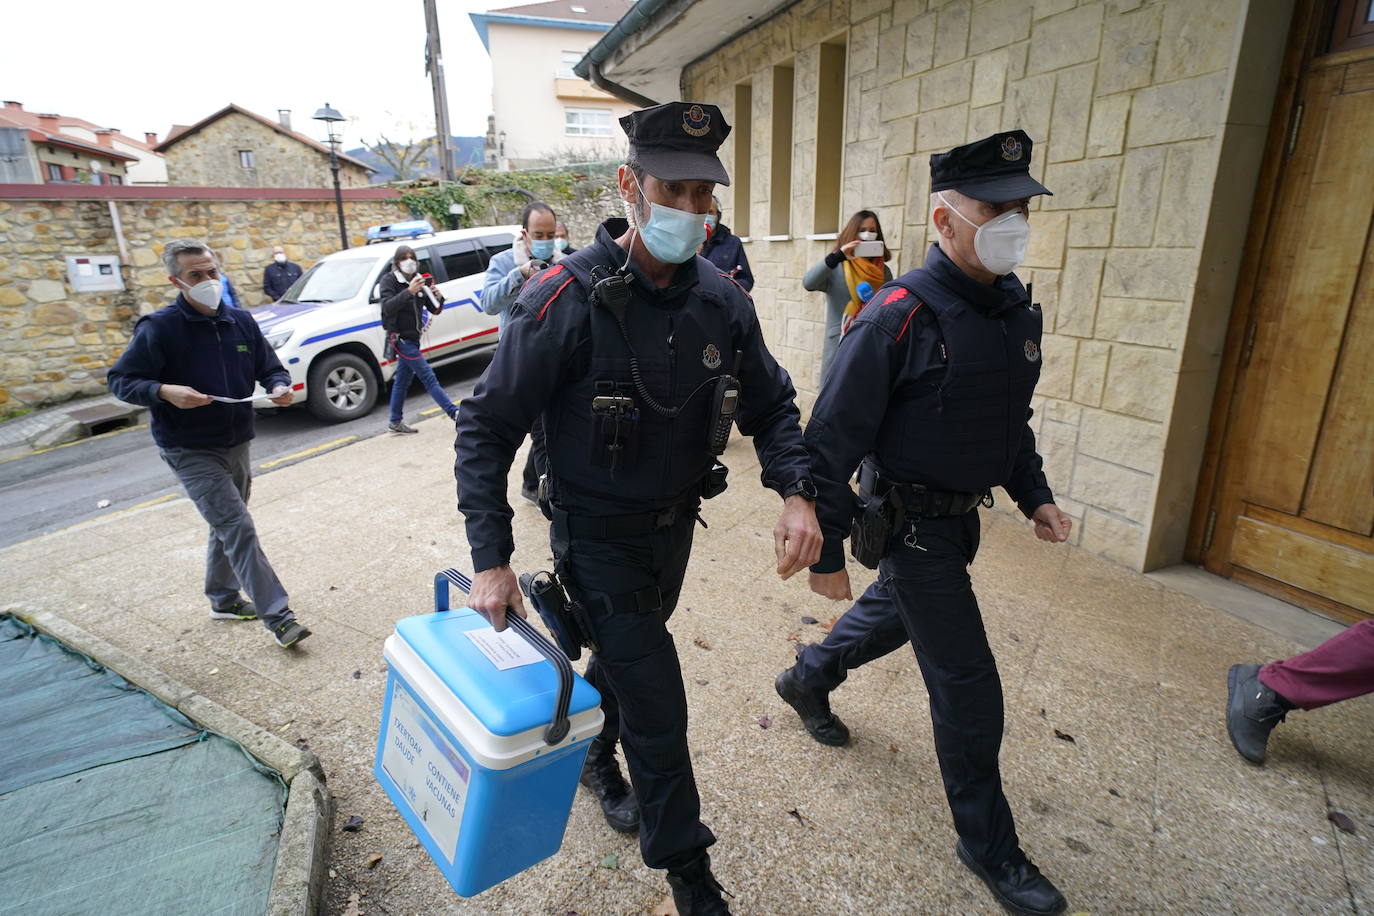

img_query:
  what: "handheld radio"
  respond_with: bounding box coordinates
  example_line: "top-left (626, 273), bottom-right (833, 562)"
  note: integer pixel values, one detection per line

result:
top-left (707, 351), bottom-right (742, 455)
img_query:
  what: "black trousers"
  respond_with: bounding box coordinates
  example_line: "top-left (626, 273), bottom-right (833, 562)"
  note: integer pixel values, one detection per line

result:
top-left (522, 418), bottom-right (548, 494)
top-left (794, 510), bottom-right (1020, 865)
top-left (551, 512), bottom-right (715, 871)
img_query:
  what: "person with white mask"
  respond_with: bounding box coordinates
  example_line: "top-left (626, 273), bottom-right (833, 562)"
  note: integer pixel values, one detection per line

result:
top-left (775, 130), bottom-right (1074, 916)
top-left (107, 239), bottom-right (310, 649)
top-left (262, 245), bottom-right (302, 302)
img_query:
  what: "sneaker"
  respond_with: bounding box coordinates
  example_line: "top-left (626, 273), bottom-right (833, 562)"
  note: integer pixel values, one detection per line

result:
top-left (209, 598), bottom-right (257, 620)
top-left (957, 841), bottom-right (1067, 916)
top-left (1226, 663), bottom-right (1288, 764)
top-left (775, 665), bottom-right (850, 746)
top-left (666, 853), bottom-right (732, 915)
top-left (273, 618), bottom-right (312, 649)
top-left (578, 737), bottom-right (640, 833)
top-left (388, 420), bottom-right (418, 434)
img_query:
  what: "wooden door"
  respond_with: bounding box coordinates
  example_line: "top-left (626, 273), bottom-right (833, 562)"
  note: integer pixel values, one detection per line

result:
top-left (1193, 8), bottom-right (1374, 623)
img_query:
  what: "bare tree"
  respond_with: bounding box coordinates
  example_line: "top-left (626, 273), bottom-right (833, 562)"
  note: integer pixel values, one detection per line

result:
top-left (366, 135), bottom-right (435, 182)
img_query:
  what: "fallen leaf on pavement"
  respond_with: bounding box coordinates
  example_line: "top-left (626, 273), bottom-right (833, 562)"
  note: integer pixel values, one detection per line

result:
top-left (1328, 811), bottom-right (1357, 834)
top-left (786, 632), bottom-right (801, 641)
top-left (800, 616), bottom-right (818, 625)
top-left (328, 585), bottom-right (338, 591)
top-left (694, 678), bottom-right (709, 686)
top-left (295, 737), bottom-right (311, 750)
top-left (207, 668), bottom-right (219, 676)
top-left (364, 853), bottom-right (382, 869)
top-left (352, 669), bottom-right (361, 680)
top-left (1108, 788), bottom-right (1121, 798)
top-left (819, 616), bottom-right (840, 633)
top-left (342, 892), bottom-right (363, 916)
top-left (649, 893), bottom-right (678, 916)
top-left (757, 715), bottom-right (772, 729)
top-left (890, 744), bottom-right (899, 753)
top-left (1008, 632), bottom-right (1021, 643)
top-left (1053, 729), bottom-right (1075, 743)
top-left (1038, 708), bottom-right (1046, 718)
top-left (599, 853), bottom-right (618, 869)
top-left (693, 636), bottom-right (712, 650)
top-left (341, 815), bottom-right (364, 832)
top-left (1063, 837), bottom-right (1092, 854)
top-left (786, 807), bottom-right (812, 827)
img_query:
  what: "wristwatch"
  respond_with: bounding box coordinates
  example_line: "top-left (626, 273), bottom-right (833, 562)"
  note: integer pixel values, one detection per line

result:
top-left (782, 478), bottom-right (818, 501)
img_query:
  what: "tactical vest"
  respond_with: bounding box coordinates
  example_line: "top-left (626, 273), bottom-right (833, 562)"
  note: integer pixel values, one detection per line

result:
top-left (539, 255), bottom-right (740, 508)
top-left (875, 270), bottom-right (1043, 493)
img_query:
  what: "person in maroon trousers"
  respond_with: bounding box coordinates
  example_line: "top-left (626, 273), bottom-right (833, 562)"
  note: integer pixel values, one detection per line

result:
top-left (1226, 619), bottom-right (1374, 763)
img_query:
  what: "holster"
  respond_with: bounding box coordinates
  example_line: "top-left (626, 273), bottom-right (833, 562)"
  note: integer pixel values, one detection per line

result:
top-left (519, 569), bottom-right (597, 660)
top-left (849, 460), bottom-right (902, 569)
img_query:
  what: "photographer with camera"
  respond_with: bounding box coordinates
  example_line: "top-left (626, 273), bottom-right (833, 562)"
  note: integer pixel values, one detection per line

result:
top-left (481, 201), bottom-right (563, 499)
top-left (802, 209), bottom-right (893, 384)
top-left (380, 245), bottom-right (457, 434)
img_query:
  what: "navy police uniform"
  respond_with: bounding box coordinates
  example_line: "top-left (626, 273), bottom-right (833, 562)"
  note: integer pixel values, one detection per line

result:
top-left (792, 132), bottom-right (1064, 880)
top-left (455, 103), bottom-right (812, 876)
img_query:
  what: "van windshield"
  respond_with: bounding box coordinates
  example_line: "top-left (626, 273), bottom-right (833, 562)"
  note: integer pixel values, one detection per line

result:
top-left (280, 259), bottom-right (376, 304)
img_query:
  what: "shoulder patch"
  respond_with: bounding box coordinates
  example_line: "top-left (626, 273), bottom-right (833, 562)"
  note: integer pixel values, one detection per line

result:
top-left (855, 285), bottom-right (925, 340)
top-left (880, 287), bottom-right (910, 307)
top-left (513, 264), bottom-right (579, 321)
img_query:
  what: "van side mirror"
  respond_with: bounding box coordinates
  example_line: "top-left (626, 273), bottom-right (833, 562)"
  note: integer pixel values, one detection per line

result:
top-left (370, 282), bottom-right (381, 303)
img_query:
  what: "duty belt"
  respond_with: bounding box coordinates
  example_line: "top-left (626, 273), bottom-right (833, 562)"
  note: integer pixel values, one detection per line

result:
top-left (895, 483), bottom-right (990, 519)
top-left (551, 498), bottom-right (699, 540)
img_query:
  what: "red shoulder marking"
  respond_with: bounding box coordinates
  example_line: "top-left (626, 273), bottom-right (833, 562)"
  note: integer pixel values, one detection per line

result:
top-left (536, 263), bottom-right (566, 284)
top-left (537, 275), bottom-right (575, 320)
top-left (895, 301), bottom-right (925, 342)
top-left (881, 287), bottom-right (910, 306)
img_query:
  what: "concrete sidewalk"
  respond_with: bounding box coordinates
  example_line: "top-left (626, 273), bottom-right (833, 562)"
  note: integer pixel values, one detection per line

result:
top-left (1, 416), bottom-right (1369, 915)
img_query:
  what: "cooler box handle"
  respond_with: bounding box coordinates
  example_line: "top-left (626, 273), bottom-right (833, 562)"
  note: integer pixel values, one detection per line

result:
top-left (435, 568), bottom-right (574, 745)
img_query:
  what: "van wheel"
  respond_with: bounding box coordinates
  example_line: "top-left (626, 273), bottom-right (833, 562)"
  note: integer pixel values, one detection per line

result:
top-left (307, 352), bottom-right (377, 422)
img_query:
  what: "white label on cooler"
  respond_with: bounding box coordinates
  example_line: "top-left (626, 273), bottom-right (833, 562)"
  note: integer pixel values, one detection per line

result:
top-left (381, 680), bottom-right (470, 863)
top-left (463, 625), bottom-right (543, 670)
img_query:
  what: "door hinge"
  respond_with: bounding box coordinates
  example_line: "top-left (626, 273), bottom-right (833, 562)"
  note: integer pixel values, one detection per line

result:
top-left (1202, 509), bottom-right (1218, 552)
top-left (1239, 319), bottom-right (1259, 369)
top-left (1286, 102), bottom-right (1304, 157)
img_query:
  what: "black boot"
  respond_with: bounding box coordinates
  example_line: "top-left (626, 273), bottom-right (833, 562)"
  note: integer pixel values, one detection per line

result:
top-left (1226, 663), bottom-right (1289, 764)
top-left (579, 737), bottom-right (639, 833)
top-left (666, 853), bottom-right (732, 915)
top-left (957, 841), bottom-right (1067, 916)
top-left (774, 665), bottom-right (850, 746)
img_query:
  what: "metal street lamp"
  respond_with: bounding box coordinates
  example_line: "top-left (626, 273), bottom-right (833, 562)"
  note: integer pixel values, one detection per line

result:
top-left (313, 103), bottom-right (349, 250)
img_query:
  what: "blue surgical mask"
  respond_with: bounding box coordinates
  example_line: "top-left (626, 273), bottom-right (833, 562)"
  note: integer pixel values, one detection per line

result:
top-left (704, 215), bottom-right (718, 231)
top-left (554, 237), bottom-right (569, 252)
top-left (529, 238), bottom-right (555, 261)
top-left (634, 176), bottom-right (708, 264)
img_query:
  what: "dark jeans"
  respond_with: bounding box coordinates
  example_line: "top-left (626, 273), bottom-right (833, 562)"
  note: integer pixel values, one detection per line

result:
top-left (795, 510), bottom-right (1020, 865)
top-left (552, 512), bottom-right (715, 871)
top-left (159, 443), bottom-right (293, 631)
top-left (388, 336), bottom-right (456, 422)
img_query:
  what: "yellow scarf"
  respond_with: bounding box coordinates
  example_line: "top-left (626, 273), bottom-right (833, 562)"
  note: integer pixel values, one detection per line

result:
top-left (841, 256), bottom-right (886, 333)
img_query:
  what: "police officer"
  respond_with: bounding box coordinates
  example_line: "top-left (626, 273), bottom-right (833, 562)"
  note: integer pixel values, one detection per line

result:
top-left (455, 101), bottom-right (821, 915)
top-left (774, 131), bottom-right (1073, 915)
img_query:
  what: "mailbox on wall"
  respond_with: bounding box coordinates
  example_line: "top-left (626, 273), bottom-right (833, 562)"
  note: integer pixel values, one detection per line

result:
top-left (65, 255), bottom-right (124, 292)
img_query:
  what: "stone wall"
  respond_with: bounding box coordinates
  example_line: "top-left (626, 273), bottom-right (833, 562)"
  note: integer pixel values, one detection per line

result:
top-left (683, 0), bottom-right (1288, 570)
top-left (164, 113), bottom-right (371, 189)
top-left (0, 191), bottom-right (409, 413)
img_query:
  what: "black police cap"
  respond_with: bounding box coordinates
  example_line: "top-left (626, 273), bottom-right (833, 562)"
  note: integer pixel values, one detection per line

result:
top-left (620, 102), bottom-right (731, 187)
top-left (929, 130), bottom-right (1052, 203)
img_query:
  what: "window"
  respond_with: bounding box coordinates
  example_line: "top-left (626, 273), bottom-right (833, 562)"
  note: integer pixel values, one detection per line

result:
top-left (481, 232), bottom-right (515, 260)
top-left (436, 240), bottom-right (485, 280)
top-left (733, 82), bottom-right (752, 238)
top-left (46, 163), bottom-right (63, 181)
top-left (107, 174), bottom-right (123, 186)
top-left (813, 38), bottom-right (847, 234)
top-left (565, 107), bottom-right (613, 137)
top-left (238, 149), bottom-right (256, 169)
top-left (1329, 0), bottom-right (1374, 51)
top-left (557, 51), bottom-right (582, 79)
top-left (770, 62), bottom-right (795, 236)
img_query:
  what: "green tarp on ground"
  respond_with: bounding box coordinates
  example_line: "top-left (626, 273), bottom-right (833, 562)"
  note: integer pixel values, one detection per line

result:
top-left (0, 617), bottom-right (286, 916)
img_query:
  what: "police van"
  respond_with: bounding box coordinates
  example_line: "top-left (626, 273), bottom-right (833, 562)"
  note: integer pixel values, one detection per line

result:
top-left (249, 222), bottom-right (517, 422)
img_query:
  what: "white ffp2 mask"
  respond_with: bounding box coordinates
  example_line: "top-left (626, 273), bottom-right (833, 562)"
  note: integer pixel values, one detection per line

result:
top-left (938, 193), bottom-right (1031, 276)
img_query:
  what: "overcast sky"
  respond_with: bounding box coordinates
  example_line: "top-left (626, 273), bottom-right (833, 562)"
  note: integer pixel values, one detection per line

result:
top-left (0, 0), bottom-right (508, 147)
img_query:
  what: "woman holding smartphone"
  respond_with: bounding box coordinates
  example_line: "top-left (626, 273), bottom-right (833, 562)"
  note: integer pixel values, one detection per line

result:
top-left (380, 245), bottom-right (458, 434)
top-left (803, 209), bottom-right (893, 383)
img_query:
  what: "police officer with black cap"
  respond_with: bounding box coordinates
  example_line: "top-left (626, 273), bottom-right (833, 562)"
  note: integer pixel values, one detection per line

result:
top-left (455, 101), bottom-right (821, 915)
top-left (773, 130), bottom-right (1073, 916)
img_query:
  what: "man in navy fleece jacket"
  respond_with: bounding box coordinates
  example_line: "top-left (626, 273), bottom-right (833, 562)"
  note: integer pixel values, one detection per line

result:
top-left (107, 238), bottom-right (311, 649)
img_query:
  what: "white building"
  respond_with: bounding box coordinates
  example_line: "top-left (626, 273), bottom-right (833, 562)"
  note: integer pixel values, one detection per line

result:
top-left (470, 0), bottom-right (637, 170)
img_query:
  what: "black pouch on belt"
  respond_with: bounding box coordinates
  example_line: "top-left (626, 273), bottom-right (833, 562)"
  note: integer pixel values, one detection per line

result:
top-left (519, 570), bottom-right (591, 661)
top-left (849, 460), bottom-right (902, 569)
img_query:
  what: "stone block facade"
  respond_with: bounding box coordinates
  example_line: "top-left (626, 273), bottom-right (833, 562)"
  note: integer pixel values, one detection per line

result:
top-left (163, 113), bottom-right (371, 189)
top-left (684, 0), bottom-right (1288, 571)
top-left (0, 194), bottom-right (408, 413)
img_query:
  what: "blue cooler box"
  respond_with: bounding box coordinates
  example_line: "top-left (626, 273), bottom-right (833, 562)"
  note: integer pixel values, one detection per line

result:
top-left (374, 574), bottom-right (603, 898)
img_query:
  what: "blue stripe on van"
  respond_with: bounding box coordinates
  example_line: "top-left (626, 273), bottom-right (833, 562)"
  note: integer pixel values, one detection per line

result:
top-left (298, 298), bottom-right (481, 347)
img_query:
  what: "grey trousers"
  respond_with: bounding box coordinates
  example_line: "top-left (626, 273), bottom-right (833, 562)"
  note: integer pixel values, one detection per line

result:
top-left (160, 442), bottom-right (292, 630)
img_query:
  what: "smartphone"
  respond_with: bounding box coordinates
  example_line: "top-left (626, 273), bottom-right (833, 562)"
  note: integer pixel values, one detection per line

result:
top-left (854, 240), bottom-right (885, 258)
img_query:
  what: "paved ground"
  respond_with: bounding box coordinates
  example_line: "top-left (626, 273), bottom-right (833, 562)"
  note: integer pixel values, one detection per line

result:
top-left (1, 415), bottom-right (1369, 915)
